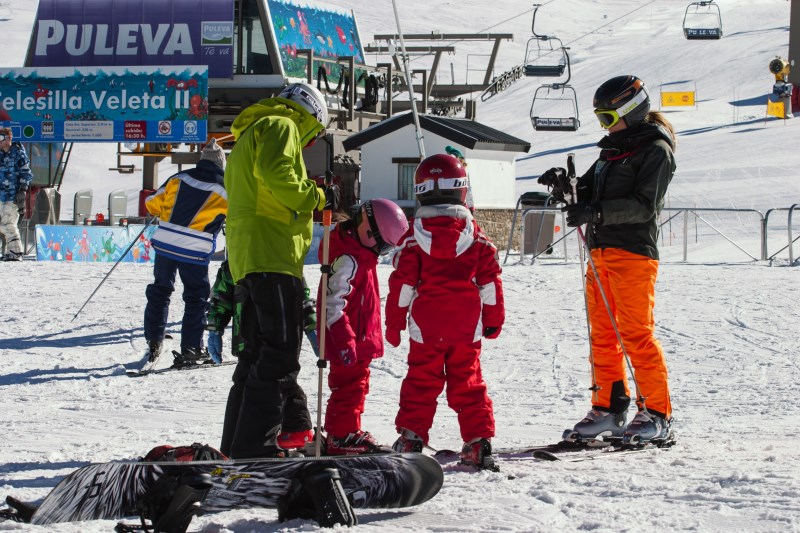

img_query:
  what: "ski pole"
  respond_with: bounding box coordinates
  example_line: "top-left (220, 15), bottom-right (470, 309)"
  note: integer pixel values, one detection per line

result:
top-left (566, 154), bottom-right (647, 410)
top-left (314, 178), bottom-right (334, 457)
top-left (71, 217), bottom-right (154, 322)
top-left (566, 154), bottom-right (599, 403)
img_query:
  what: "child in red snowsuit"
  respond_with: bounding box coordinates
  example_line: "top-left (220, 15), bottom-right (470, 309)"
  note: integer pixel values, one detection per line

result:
top-left (385, 153), bottom-right (505, 469)
top-left (318, 199), bottom-right (409, 455)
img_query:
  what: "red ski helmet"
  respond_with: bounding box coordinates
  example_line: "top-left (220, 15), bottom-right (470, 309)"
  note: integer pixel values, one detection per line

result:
top-left (354, 198), bottom-right (409, 255)
top-left (414, 154), bottom-right (469, 206)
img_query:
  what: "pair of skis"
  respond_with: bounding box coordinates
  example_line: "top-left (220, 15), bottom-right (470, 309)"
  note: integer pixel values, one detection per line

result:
top-left (125, 335), bottom-right (236, 377)
top-left (434, 435), bottom-right (675, 466)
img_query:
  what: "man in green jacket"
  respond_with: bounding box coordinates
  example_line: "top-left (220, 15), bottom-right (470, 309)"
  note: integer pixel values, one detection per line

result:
top-left (222, 82), bottom-right (335, 459)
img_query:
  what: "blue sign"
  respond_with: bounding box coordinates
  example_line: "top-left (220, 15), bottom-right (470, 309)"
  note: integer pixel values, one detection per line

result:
top-left (28, 0), bottom-right (234, 79)
top-left (0, 66), bottom-right (208, 143)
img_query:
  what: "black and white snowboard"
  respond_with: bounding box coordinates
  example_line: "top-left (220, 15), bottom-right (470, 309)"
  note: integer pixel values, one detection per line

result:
top-left (4, 453), bottom-right (443, 526)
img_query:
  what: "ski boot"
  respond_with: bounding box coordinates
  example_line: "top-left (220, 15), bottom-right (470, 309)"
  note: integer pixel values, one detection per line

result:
top-left (278, 466), bottom-right (357, 527)
top-left (326, 430), bottom-right (391, 455)
top-left (562, 409), bottom-right (627, 446)
top-left (460, 438), bottom-right (498, 471)
top-left (2, 251), bottom-right (23, 262)
top-left (622, 411), bottom-right (674, 447)
top-left (391, 428), bottom-right (425, 453)
top-left (172, 347), bottom-right (212, 368)
top-left (278, 429), bottom-right (315, 450)
top-left (146, 340), bottom-right (163, 363)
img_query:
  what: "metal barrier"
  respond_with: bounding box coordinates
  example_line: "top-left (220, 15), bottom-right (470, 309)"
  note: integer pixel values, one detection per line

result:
top-left (504, 205), bottom-right (800, 265)
top-left (504, 206), bottom-right (570, 265)
top-left (660, 207), bottom-right (764, 262)
top-left (764, 204), bottom-right (800, 265)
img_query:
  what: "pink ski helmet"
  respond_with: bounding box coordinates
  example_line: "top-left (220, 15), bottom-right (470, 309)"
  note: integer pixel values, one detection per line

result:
top-left (355, 198), bottom-right (409, 255)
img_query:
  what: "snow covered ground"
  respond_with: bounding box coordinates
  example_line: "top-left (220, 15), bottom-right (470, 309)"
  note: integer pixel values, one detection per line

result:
top-left (2, 0), bottom-right (800, 532)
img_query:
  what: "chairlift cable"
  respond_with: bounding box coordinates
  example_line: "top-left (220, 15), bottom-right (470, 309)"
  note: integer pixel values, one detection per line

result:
top-left (561, 0), bottom-right (657, 48)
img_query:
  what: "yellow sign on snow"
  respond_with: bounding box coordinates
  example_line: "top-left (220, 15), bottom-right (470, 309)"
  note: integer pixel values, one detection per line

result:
top-left (766, 99), bottom-right (785, 118)
top-left (660, 91), bottom-right (695, 107)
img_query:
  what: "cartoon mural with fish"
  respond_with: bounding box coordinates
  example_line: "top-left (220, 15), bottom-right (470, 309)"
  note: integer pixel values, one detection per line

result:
top-left (266, 0), bottom-right (365, 79)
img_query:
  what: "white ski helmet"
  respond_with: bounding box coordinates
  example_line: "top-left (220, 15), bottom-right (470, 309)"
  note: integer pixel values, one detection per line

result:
top-left (278, 82), bottom-right (329, 126)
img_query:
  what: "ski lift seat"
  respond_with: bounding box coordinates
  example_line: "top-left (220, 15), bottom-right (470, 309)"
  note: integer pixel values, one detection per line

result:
top-left (524, 64), bottom-right (566, 77)
top-left (682, 1), bottom-right (722, 40)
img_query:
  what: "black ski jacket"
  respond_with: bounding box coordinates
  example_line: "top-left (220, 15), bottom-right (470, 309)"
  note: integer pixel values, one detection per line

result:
top-left (575, 122), bottom-right (676, 260)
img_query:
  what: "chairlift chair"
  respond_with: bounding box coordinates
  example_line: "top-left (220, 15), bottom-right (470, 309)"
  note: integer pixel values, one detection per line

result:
top-left (523, 5), bottom-right (568, 78)
top-left (682, 1), bottom-right (722, 40)
top-left (528, 43), bottom-right (579, 132)
top-left (530, 83), bottom-right (580, 132)
top-left (524, 37), bottom-right (568, 78)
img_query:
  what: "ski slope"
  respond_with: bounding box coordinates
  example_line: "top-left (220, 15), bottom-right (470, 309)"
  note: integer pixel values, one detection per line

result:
top-left (2, 0), bottom-right (800, 532)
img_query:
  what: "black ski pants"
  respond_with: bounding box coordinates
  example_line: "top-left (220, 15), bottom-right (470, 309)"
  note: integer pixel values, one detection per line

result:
top-left (221, 272), bottom-right (312, 458)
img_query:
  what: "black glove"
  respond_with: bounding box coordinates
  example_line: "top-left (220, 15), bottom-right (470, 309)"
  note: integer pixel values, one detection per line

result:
top-left (537, 167), bottom-right (570, 202)
top-left (14, 187), bottom-right (27, 212)
top-left (562, 203), bottom-right (601, 227)
top-left (303, 298), bottom-right (317, 333)
top-left (323, 185), bottom-right (340, 212)
top-left (483, 326), bottom-right (501, 339)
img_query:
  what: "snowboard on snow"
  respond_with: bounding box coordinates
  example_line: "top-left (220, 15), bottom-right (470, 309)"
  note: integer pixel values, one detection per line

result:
top-left (2, 453), bottom-right (443, 527)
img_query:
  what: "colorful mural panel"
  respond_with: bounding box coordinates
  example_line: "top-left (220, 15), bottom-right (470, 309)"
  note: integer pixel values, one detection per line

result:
top-left (266, 0), bottom-right (365, 79)
top-left (35, 224), bottom-right (156, 263)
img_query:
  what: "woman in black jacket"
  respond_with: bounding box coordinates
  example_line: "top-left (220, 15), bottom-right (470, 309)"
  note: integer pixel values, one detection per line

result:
top-left (539, 75), bottom-right (676, 445)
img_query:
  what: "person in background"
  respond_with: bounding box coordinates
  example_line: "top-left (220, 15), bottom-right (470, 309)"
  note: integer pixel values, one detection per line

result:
top-left (144, 138), bottom-right (228, 365)
top-left (207, 260), bottom-right (317, 455)
top-left (385, 153), bottom-right (505, 470)
top-left (0, 128), bottom-right (32, 261)
top-left (221, 82), bottom-right (337, 459)
top-left (319, 198), bottom-right (409, 455)
top-left (538, 75), bottom-right (676, 445)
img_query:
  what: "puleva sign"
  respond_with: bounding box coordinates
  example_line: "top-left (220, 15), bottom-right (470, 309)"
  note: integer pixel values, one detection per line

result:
top-left (0, 66), bottom-right (208, 143)
top-left (28, 0), bottom-right (234, 79)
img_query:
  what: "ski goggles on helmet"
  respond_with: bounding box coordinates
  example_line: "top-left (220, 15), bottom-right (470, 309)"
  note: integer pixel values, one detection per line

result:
top-left (593, 89), bottom-right (648, 129)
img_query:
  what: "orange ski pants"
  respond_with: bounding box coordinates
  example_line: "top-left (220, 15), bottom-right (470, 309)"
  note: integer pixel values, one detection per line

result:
top-left (585, 248), bottom-right (671, 419)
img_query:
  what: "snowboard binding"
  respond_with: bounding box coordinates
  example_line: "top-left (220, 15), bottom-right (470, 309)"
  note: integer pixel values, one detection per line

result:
top-left (0, 495), bottom-right (37, 523)
top-left (115, 470), bottom-right (212, 533)
top-left (278, 466), bottom-right (357, 527)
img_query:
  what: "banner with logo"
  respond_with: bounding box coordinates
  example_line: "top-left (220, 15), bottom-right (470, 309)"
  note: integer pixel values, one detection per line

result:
top-left (0, 65), bottom-right (208, 143)
top-left (28, 0), bottom-right (234, 79)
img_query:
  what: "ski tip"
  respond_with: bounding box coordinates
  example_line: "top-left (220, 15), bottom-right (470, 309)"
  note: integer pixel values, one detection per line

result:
top-left (532, 450), bottom-right (560, 461)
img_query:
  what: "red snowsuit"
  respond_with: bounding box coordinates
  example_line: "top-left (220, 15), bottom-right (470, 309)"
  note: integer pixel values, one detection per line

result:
top-left (317, 223), bottom-right (383, 438)
top-left (385, 204), bottom-right (504, 444)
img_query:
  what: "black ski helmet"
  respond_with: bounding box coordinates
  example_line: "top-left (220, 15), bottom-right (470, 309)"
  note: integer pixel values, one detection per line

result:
top-left (593, 75), bottom-right (650, 128)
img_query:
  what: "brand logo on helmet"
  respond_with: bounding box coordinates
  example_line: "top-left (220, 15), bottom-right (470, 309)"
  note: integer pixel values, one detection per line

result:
top-left (429, 167), bottom-right (443, 174)
top-left (610, 88), bottom-right (634, 106)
